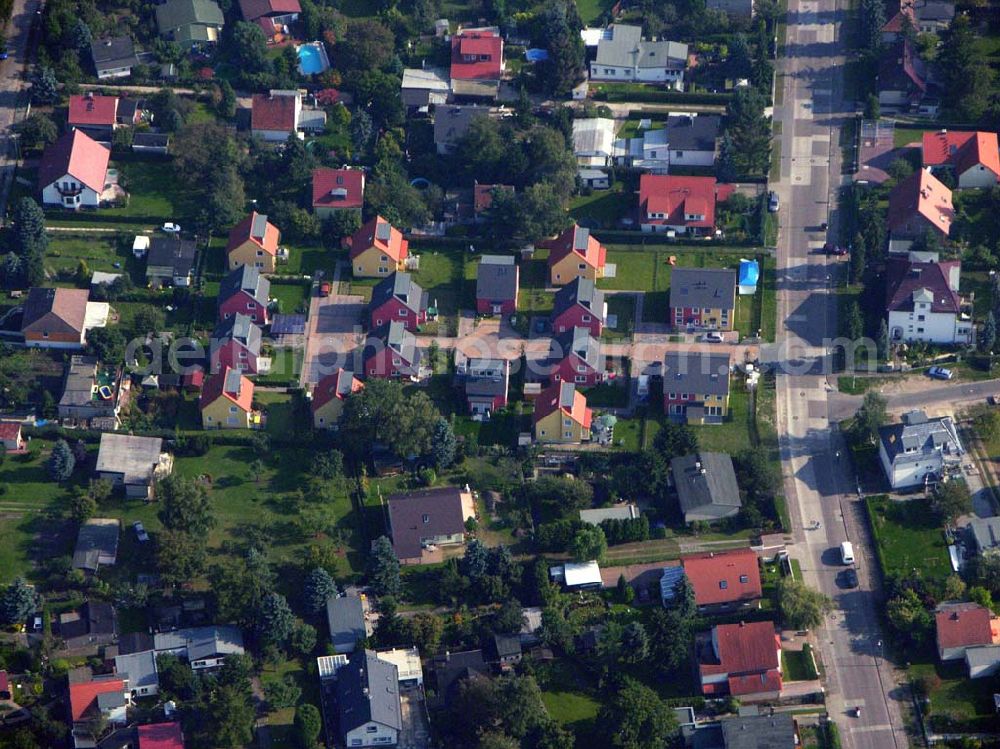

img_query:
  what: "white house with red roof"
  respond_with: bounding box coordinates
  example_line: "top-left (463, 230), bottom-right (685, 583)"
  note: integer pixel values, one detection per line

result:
top-left (638, 175), bottom-right (724, 236)
top-left (681, 548), bottom-right (763, 613)
top-left (884, 255), bottom-right (972, 344)
top-left (67, 94), bottom-right (119, 138)
top-left (922, 130), bottom-right (1000, 190)
top-left (39, 130), bottom-right (112, 210)
top-left (0, 421), bottom-right (26, 452)
top-left (251, 90), bottom-right (302, 142)
top-left (450, 29), bottom-right (504, 99)
top-left (697, 621), bottom-right (782, 700)
top-left (312, 167), bottom-right (365, 218)
top-left (935, 602), bottom-right (1000, 662)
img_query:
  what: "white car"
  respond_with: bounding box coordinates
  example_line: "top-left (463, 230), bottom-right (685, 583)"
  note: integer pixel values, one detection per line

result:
top-left (927, 366), bottom-right (954, 381)
top-left (161, 222), bottom-right (182, 234)
top-left (702, 332), bottom-right (724, 343)
top-left (133, 521), bottom-right (150, 543)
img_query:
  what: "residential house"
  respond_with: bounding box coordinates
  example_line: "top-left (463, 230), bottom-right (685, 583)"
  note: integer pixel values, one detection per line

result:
top-left (270, 313), bottom-right (306, 346)
top-left (326, 595), bottom-right (369, 654)
top-left (914, 0), bottom-right (954, 32)
top-left (707, 0), bottom-right (755, 17)
top-left (376, 647), bottom-right (423, 687)
top-left (967, 517), bottom-right (1000, 556)
top-left (68, 672), bottom-right (128, 736)
top-left (95, 434), bottom-right (172, 499)
top-left (549, 327), bottom-right (604, 386)
top-left (922, 130), bottom-right (1000, 190)
top-left (68, 94), bottom-right (119, 138)
top-left (533, 381), bottom-right (592, 444)
top-left (137, 723), bottom-right (185, 749)
top-left (363, 321), bottom-right (423, 380)
top-left (877, 39), bottom-right (927, 110)
top-left (57, 355), bottom-right (126, 425)
top-left (251, 90), bottom-right (302, 142)
top-left (572, 118), bottom-right (615, 186)
top-left (146, 236), bottom-right (197, 288)
top-left (887, 169), bottom-right (953, 241)
top-left (430, 650), bottom-right (489, 702)
top-left (473, 182), bottom-right (513, 220)
top-left (211, 314), bottom-right (266, 375)
top-left (200, 367), bottom-right (256, 429)
top-left (239, 0), bottom-right (300, 27)
top-left (883, 0), bottom-right (953, 38)
top-left (671, 452), bottom-right (742, 523)
top-left (638, 174), bottom-right (720, 235)
top-left (312, 369), bottom-right (363, 429)
top-left (336, 650), bottom-right (402, 748)
top-left (880, 0), bottom-right (916, 42)
top-left (311, 167), bottom-right (365, 218)
top-left (90, 37), bottom-right (138, 79)
top-left (218, 265), bottom-right (271, 325)
top-left (59, 601), bottom-right (118, 649)
top-left (153, 626), bottom-right (245, 670)
top-left (155, 0), bottom-right (225, 43)
top-left (681, 548), bottom-right (762, 612)
top-left (669, 267), bottom-right (738, 331)
top-left (493, 634), bottom-right (522, 670)
top-left (878, 410), bottom-right (964, 489)
top-left (22, 287), bottom-right (106, 349)
top-left (116, 97), bottom-right (144, 127)
top-left (434, 105), bottom-right (491, 155)
top-left (401, 67), bottom-right (451, 110)
top-left (662, 351), bottom-right (732, 424)
top-left (114, 649), bottom-right (159, 698)
top-left (369, 272), bottom-right (428, 332)
top-left (349, 215), bottom-right (409, 277)
top-left (550, 560), bottom-right (603, 589)
top-left (884, 256), bottom-right (971, 344)
top-left (38, 130), bottom-right (111, 209)
top-left (462, 357), bottom-right (510, 416)
top-left (450, 29), bottom-right (504, 99)
top-left (697, 621), bottom-right (782, 700)
top-left (0, 421), bottom-right (25, 452)
top-left (227, 211), bottom-right (281, 273)
top-left (935, 602), bottom-right (1000, 661)
top-left (579, 504), bottom-right (640, 525)
top-left (966, 645), bottom-right (1000, 679)
top-left (72, 519), bottom-right (120, 574)
top-left (551, 278), bottom-right (607, 337)
top-left (475, 255), bottom-right (519, 315)
top-left (544, 224), bottom-right (607, 285)
top-left (720, 714), bottom-right (798, 748)
top-left (387, 485), bottom-right (476, 564)
top-left (590, 25), bottom-right (688, 89)
top-left (615, 114), bottom-right (721, 173)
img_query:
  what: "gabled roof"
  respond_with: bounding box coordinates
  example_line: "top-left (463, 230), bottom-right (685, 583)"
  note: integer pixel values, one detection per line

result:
top-left (38, 130), bottom-right (110, 193)
top-left (922, 130), bottom-right (979, 167)
top-left (878, 38), bottom-right (926, 94)
top-left (114, 650), bottom-right (158, 692)
top-left (156, 0), bottom-right (224, 32)
top-left (884, 256), bottom-right (961, 314)
top-left (494, 633), bottom-right (522, 658)
top-left (90, 37), bottom-right (138, 73)
top-left (147, 237), bottom-right (197, 276)
top-left (968, 516), bottom-right (1000, 552)
top-left (388, 486), bottom-right (471, 560)
top-left (936, 602), bottom-right (996, 650)
top-left (639, 174), bottom-right (719, 228)
top-left (218, 265), bottom-right (270, 308)
top-left (21, 287), bottom-right (90, 336)
top-left (213, 313), bottom-right (262, 356)
top-left (663, 352), bottom-right (731, 396)
top-left (251, 91), bottom-right (299, 132)
top-left (671, 452), bottom-right (742, 517)
top-left (239, 0), bottom-right (300, 20)
top-left (434, 105), bottom-right (490, 148)
top-left (887, 169), bottom-right (953, 236)
top-left (312, 167), bottom-right (365, 211)
top-left (594, 24), bottom-right (687, 69)
top-left (554, 326), bottom-right (602, 370)
top-left (226, 212), bottom-right (280, 256)
top-left (431, 650), bottom-right (489, 697)
top-left (881, 0), bottom-right (916, 33)
top-left (370, 272), bottom-right (427, 315)
top-left (312, 369), bottom-right (363, 413)
top-left (544, 224), bottom-right (607, 272)
top-left (0, 422), bottom-right (21, 441)
top-left (337, 650), bottom-right (402, 733)
top-left (552, 277), bottom-right (606, 320)
top-left (476, 255), bottom-right (519, 301)
top-left (68, 94), bottom-right (119, 127)
top-left (69, 676), bottom-right (125, 721)
top-left (350, 216), bottom-right (408, 262)
top-left (199, 366), bottom-right (254, 412)
top-left (451, 29), bottom-right (503, 81)
top-left (59, 601), bottom-right (117, 640)
top-left (681, 548), bottom-right (761, 607)
top-left (663, 114), bottom-right (721, 152)
top-left (152, 626), bottom-right (244, 660)
top-left (72, 519), bottom-right (119, 571)
top-left (720, 714), bottom-right (796, 749)
top-left (669, 267), bottom-right (737, 311)
top-left (137, 722), bottom-right (185, 749)
top-left (952, 132), bottom-right (1000, 179)
top-left (364, 321), bottom-right (422, 372)
top-left (533, 381), bottom-right (592, 429)
top-left (704, 621), bottom-right (779, 675)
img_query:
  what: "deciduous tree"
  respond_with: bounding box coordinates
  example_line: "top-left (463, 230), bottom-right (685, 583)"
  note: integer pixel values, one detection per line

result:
top-left (598, 677), bottom-right (678, 749)
top-left (776, 578), bottom-right (833, 630)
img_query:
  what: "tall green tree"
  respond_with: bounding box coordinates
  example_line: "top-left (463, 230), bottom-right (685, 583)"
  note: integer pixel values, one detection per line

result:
top-left (537, 1), bottom-right (585, 96)
top-left (158, 475), bottom-right (215, 536)
top-left (258, 592), bottom-right (295, 649)
top-left (776, 578), bottom-right (833, 630)
top-left (930, 480), bottom-right (972, 524)
top-left (981, 312), bottom-right (996, 354)
top-left (0, 578), bottom-right (40, 625)
top-left (294, 704), bottom-right (322, 749)
top-left (724, 88), bottom-right (772, 178)
top-left (599, 677), bottom-right (678, 749)
top-left (939, 16), bottom-right (994, 122)
top-left (652, 422), bottom-right (698, 461)
top-left (158, 529), bottom-right (209, 586)
top-left (845, 300), bottom-right (864, 341)
top-left (12, 197), bottom-right (48, 256)
top-left (369, 536), bottom-right (402, 597)
top-left (47, 439), bottom-right (75, 481)
top-left (432, 417), bottom-right (457, 468)
top-left (854, 391), bottom-right (888, 445)
top-left (570, 525), bottom-right (607, 562)
top-left (303, 567), bottom-right (339, 613)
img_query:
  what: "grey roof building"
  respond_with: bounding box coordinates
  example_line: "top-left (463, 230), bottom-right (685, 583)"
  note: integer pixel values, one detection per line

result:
top-left (965, 644), bottom-right (1000, 680)
top-left (59, 601), bottom-right (118, 647)
top-left (552, 277), bottom-right (607, 323)
top-left (476, 255), bottom-right (519, 307)
top-left (95, 433), bottom-right (171, 499)
top-left (370, 272), bottom-right (428, 318)
top-left (114, 650), bottom-right (159, 696)
top-left (579, 504), bottom-right (640, 525)
top-left (73, 518), bottom-right (120, 572)
top-left (434, 105), bottom-right (491, 155)
top-left (90, 37), bottom-right (138, 79)
top-left (671, 452), bottom-right (742, 523)
top-left (663, 352), bottom-right (732, 396)
top-left (153, 626), bottom-right (244, 668)
top-left (968, 517), bottom-right (1000, 555)
top-left (219, 265), bottom-right (270, 311)
top-left (58, 355), bottom-right (123, 425)
top-left (213, 313), bottom-right (263, 357)
top-left (719, 713), bottom-right (796, 749)
top-left (593, 25), bottom-right (687, 71)
top-left (669, 268), bottom-right (738, 314)
top-left (155, 0), bottom-right (225, 43)
top-left (336, 650), bottom-right (403, 743)
top-left (326, 595), bottom-right (368, 654)
top-left (146, 236), bottom-right (197, 287)
top-left (132, 132), bottom-right (170, 154)
top-left (878, 410), bottom-right (963, 490)
top-left (666, 114), bottom-right (721, 152)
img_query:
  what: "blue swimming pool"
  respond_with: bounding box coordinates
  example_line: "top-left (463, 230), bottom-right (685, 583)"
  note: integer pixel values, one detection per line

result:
top-left (297, 43), bottom-right (330, 75)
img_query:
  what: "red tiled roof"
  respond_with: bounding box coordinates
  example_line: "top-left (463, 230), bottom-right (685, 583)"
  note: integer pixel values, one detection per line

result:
top-left (728, 670), bottom-right (782, 696)
top-left (922, 130), bottom-right (978, 167)
top-left (68, 94), bottom-right (119, 127)
top-left (312, 168), bottom-right (365, 210)
top-left (882, 0), bottom-right (916, 33)
top-left (226, 211), bottom-right (281, 256)
top-left (451, 30), bottom-right (503, 81)
top-left (240, 0), bottom-right (300, 21)
top-left (312, 369), bottom-right (363, 412)
top-left (936, 603), bottom-right (995, 650)
top-left (38, 130), bottom-right (110, 194)
top-left (349, 216), bottom-right (409, 262)
top-left (952, 131), bottom-right (1000, 179)
top-left (69, 678), bottom-right (124, 722)
top-left (887, 169), bottom-right (953, 236)
top-left (543, 224), bottom-right (607, 271)
top-left (199, 366), bottom-right (254, 413)
top-left (681, 548), bottom-right (763, 607)
top-left (533, 382), bottom-right (592, 429)
top-left (138, 721), bottom-right (185, 749)
top-left (0, 422), bottom-right (22, 440)
top-left (884, 256), bottom-right (961, 314)
top-left (474, 182), bottom-right (513, 213)
top-left (701, 621), bottom-right (779, 677)
top-left (639, 174), bottom-right (719, 228)
top-left (251, 92), bottom-right (298, 132)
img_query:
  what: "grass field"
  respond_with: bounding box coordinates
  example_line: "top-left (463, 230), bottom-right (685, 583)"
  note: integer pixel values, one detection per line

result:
top-left (909, 660), bottom-right (1000, 733)
top-left (569, 183), bottom-right (631, 228)
top-left (106, 161), bottom-right (197, 221)
top-left (269, 280), bottom-right (310, 315)
top-left (865, 496), bottom-right (951, 581)
top-left (537, 660), bottom-right (601, 736)
top-left (782, 649), bottom-right (814, 681)
top-left (604, 294), bottom-right (636, 339)
top-left (46, 233), bottom-right (132, 277)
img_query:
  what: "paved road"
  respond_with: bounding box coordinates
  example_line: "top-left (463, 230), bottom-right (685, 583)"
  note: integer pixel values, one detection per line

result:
top-left (771, 0), bottom-right (907, 747)
top-left (828, 377), bottom-right (1000, 421)
top-left (0, 0), bottom-right (40, 219)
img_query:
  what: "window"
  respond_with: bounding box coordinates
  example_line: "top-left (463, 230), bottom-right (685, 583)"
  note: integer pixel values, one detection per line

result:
top-left (564, 418), bottom-right (572, 426)
top-left (681, 393), bottom-right (688, 400)
top-left (381, 255), bottom-right (388, 262)
top-left (398, 309), bottom-right (408, 316)
top-left (422, 514), bottom-right (430, 523)
top-left (676, 150), bottom-right (683, 158)
top-left (392, 357), bottom-right (402, 366)
top-left (540, 429), bottom-right (547, 436)
top-left (668, 392), bottom-right (676, 399)
top-left (376, 319), bottom-right (383, 326)
top-left (719, 580), bottom-right (728, 589)
top-left (367, 726), bottom-right (378, 734)
top-left (918, 315), bottom-right (925, 321)
top-left (229, 406), bottom-right (237, 413)
top-left (703, 308), bottom-right (711, 314)
top-left (917, 327), bottom-right (924, 333)
top-left (238, 350), bottom-right (248, 358)
top-left (578, 264), bottom-right (586, 270)
top-left (739, 574), bottom-right (749, 583)
top-left (256, 250), bottom-right (264, 256)
top-left (370, 369), bottom-right (376, 375)
top-left (577, 365), bottom-right (587, 373)
top-left (582, 315), bottom-right (591, 323)
top-left (564, 431), bottom-right (573, 438)
top-left (378, 267), bottom-right (388, 274)
top-left (248, 302), bottom-right (256, 309)
top-left (575, 375), bottom-right (586, 383)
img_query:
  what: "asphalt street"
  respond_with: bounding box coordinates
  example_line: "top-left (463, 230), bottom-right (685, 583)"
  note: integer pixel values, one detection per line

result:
top-left (828, 376), bottom-right (1000, 421)
top-left (770, 0), bottom-right (908, 746)
top-left (0, 0), bottom-right (39, 219)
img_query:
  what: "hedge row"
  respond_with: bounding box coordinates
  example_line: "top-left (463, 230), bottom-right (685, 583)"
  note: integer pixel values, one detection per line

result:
top-left (22, 423), bottom-right (305, 449)
top-left (592, 88), bottom-right (733, 105)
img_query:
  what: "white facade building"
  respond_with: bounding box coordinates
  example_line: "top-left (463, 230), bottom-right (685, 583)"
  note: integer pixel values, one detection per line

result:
top-left (589, 25), bottom-right (688, 89)
top-left (878, 410), bottom-right (964, 489)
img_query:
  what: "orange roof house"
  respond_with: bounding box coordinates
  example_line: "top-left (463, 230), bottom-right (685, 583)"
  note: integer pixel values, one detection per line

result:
top-left (200, 367), bottom-right (255, 429)
top-left (69, 676), bottom-right (126, 722)
top-left (922, 130), bottom-right (1000, 189)
top-left (312, 369), bottom-right (363, 429)
top-left (226, 211), bottom-right (282, 273)
top-left (38, 130), bottom-right (111, 209)
top-left (887, 169), bottom-right (953, 239)
top-left (348, 216), bottom-right (409, 278)
top-left (638, 174), bottom-right (720, 236)
top-left (935, 602), bottom-right (1000, 661)
top-left (533, 381), bottom-right (592, 444)
top-left (681, 548), bottom-right (763, 611)
top-left (543, 224), bottom-right (607, 286)
top-left (698, 621), bottom-right (782, 699)
top-left (68, 94), bottom-right (119, 131)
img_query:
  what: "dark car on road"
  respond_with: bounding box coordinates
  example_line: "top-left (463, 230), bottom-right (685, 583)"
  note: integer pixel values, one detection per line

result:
top-left (842, 568), bottom-right (858, 588)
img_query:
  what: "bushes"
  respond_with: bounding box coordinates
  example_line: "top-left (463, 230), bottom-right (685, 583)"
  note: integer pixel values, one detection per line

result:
top-left (801, 643), bottom-right (819, 680)
top-left (600, 516), bottom-right (650, 545)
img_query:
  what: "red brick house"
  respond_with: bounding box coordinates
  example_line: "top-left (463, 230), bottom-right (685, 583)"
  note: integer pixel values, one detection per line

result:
top-left (475, 255), bottom-right (519, 316)
top-left (551, 278), bottom-right (606, 337)
top-left (368, 272), bottom-right (428, 332)
top-left (363, 321), bottom-right (423, 380)
top-left (550, 327), bottom-right (604, 386)
top-left (681, 548), bottom-right (762, 613)
top-left (698, 621), bottom-right (782, 700)
top-left (218, 265), bottom-right (271, 325)
top-left (312, 167), bottom-right (365, 218)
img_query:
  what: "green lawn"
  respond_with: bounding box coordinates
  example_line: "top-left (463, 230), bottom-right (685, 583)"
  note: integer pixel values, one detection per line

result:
top-left (893, 126), bottom-right (934, 148)
top-left (909, 661), bottom-right (1000, 733)
top-left (574, 0), bottom-right (615, 23)
top-left (782, 649), bottom-right (814, 681)
top-left (865, 496), bottom-right (951, 581)
top-left (537, 660), bottom-right (601, 735)
top-left (569, 182), bottom-right (631, 229)
top-left (269, 280), bottom-right (310, 315)
top-left (516, 250), bottom-right (554, 318)
top-left (106, 161), bottom-right (198, 222)
top-left (46, 233), bottom-right (132, 277)
top-left (604, 294), bottom-right (636, 339)
top-left (410, 248), bottom-right (469, 318)
top-left (581, 382), bottom-right (628, 408)
top-left (272, 244), bottom-right (338, 278)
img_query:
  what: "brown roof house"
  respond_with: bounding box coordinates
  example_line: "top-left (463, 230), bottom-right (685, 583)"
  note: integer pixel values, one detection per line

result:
top-left (21, 287), bottom-right (109, 349)
top-left (251, 90), bottom-right (302, 142)
top-left (936, 602), bottom-right (1000, 662)
top-left (387, 486), bottom-right (476, 564)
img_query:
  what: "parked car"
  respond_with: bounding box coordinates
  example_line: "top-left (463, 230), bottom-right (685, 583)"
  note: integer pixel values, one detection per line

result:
top-left (842, 568), bottom-right (859, 588)
top-left (927, 366), bottom-right (954, 380)
top-left (161, 222), bottom-right (181, 234)
top-left (989, 394), bottom-right (1000, 406)
top-left (0, 48), bottom-right (9, 61)
top-left (32, 615), bottom-right (42, 631)
top-left (319, 281), bottom-right (332, 297)
top-left (133, 521), bottom-right (149, 542)
top-left (702, 332), bottom-right (724, 343)
top-left (823, 242), bottom-right (847, 256)
top-left (768, 191), bottom-right (779, 212)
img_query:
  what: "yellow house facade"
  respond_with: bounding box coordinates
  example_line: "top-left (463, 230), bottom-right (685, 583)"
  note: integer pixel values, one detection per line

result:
top-left (550, 253), bottom-right (604, 286)
top-left (201, 397), bottom-right (251, 429)
top-left (229, 241), bottom-right (276, 273)
top-left (533, 382), bottom-right (592, 444)
top-left (200, 368), bottom-right (255, 430)
top-left (312, 398), bottom-right (347, 429)
top-left (353, 246), bottom-right (406, 277)
top-left (226, 212), bottom-right (281, 274)
top-left (349, 216), bottom-right (409, 278)
top-left (534, 409), bottom-right (591, 443)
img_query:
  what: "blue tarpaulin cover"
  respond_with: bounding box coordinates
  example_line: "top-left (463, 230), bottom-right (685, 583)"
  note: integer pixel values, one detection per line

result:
top-left (739, 259), bottom-right (759, 288)
top-left (525, 48), bottom-right (550, 62)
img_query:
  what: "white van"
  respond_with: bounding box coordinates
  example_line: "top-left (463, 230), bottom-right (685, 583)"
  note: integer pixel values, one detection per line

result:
top-left (840, 541), bottom-right (855, 565)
